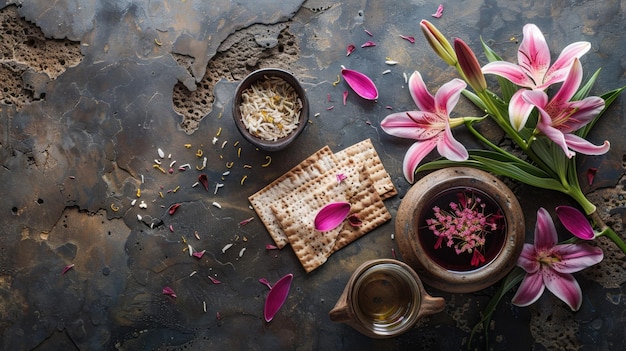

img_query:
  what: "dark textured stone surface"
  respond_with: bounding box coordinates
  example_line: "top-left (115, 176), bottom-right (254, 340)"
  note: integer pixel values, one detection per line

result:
top-left (1, 0), bottom-right (625, 350)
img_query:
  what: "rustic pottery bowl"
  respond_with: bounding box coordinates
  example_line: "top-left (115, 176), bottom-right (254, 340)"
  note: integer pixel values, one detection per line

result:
top-left (232, 68), bottom-right (309, 152)
top-left (395, 167), bottom-right (525, 293)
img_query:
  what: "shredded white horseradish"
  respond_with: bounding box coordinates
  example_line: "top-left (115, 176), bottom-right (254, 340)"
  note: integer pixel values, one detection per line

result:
top-left (240, 76), bottom-right (303, 141)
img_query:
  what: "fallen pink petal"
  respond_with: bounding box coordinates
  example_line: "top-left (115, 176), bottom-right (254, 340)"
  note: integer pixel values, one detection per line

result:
top-left (346, 44), bottom-right (356, 56)
top-left (361, 41), bottom-right (376, 48)
top-left (342, 90), bottom-right (348, 105)
top-left (400, 35), bottom-right (415, 43)
top-left (265, 244), bottom-right (278, 250)
top-left (336, 173), bottom-right (347, 183)
top-left (198, 174), bottom-right (209, 191)
top-left (587, 168), bottom-right (598, 186)
top-left (341, 67), bottom-right (379, 100)
top-left (364, 29), bottom-right (373, 36)
top-left (347, 213), bottom-right (363, 227)
top-left (259, 278), bottom-right (273, 289)
top-left (163, 286), bottom-right (177, 298)
top-left (555, 206), bottom-right (595, 240)
top-left (192, 250), bottom-right (206, 259)
top-left (432, 4), bottom-right (444, 18)
top-left (315, 201), bottom-right (351, 231)
top-left (208, 276), bottom-right (221, 284)
top-left (264, 273), bottom-right (293, 322)
top-left (61, 264), bottom-right (75, 275)
top-left (168, 203), bottom-right (181, 215)
top-left (239, 217), bottom-right (254, 226)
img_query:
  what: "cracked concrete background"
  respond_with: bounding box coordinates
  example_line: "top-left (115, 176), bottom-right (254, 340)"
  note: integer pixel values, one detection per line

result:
top-left (1, 0), bottom-right (625, 350)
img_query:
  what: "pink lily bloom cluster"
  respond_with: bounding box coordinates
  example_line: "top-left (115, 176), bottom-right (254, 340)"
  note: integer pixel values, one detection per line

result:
top-left (381, 22), bottom-right (609, 184)
top-left (512, 207), bottom-right (603, 311)
top-left (426, 191), bottom-right (498, 266)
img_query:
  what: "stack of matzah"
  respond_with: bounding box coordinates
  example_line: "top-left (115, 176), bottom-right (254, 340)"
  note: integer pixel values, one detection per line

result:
top-left (249, 139), bottom-right (397, 272)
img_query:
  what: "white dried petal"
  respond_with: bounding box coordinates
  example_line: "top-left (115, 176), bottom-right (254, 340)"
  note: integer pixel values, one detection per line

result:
top-left (212, 202), bottom-right (222, 209)
top-left (157, 148), bottom-right (165, 158)
top-left (238, 247), bottom-right (246, 258)
top-left (222, 243), bottom-right (233, 253)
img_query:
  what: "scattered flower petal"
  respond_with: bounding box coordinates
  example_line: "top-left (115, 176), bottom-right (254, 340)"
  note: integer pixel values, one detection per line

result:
top-left (556, 206), bottom-right (595, 240)
top-left (336, 173), bottom-right (347, 183)
top-left (192, 250), bottom-right (206, 259)
top-left (264, 273), bottom-right (293, 322)
top-left (364, 29), bottom-right (373, 36)
top-left (266, 244), bottom-right (278, 250)
top-left (61, 264), bottom-right (75, 275)
top-left (400, 35), bottom-right (415, 44)
top-left (586, 168), bottom-right (598, 186)
top-left (361, 41), bottom-right (376, 48)
top-left (342, 91), bottom-right (348, 105)
top-left (198, 174), bottom-right (209, 191)
top-left (315, 202), bottom-right (351, 231)
top-left (239, 217), bottom-right (254, 226)
top-left (341, 67), bottom-right (379, 100)
top-left (259, 278), bottom-right (273, 289)
top-left (385, 60), bottom-right (398, 65)
top-left (163, 286), bottom-right (177, 298)
top-left (431, 4), bottom-right (444, 18)
top-left (168, 203), bottom-right (181, 215)
top-left (346, 44), bottom-right (356, 56)
top-left (208, 276), bottom-right (221, 284)
top-left (347, 213), bottom-right (363, 227)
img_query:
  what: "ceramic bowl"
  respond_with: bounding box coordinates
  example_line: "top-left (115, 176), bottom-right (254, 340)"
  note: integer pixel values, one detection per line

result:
top-left (232, 68), bottom-right (309, 152)
top-left (395, 167), bottom-right (525, 293)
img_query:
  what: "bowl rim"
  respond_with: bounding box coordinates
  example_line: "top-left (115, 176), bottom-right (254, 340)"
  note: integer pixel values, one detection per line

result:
top-left (232, 68), bottom-right (309, 152)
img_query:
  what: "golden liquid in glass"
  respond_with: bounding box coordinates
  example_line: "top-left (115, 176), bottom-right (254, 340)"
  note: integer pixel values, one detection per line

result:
top-left (354, 267), bottom-right (414, 327)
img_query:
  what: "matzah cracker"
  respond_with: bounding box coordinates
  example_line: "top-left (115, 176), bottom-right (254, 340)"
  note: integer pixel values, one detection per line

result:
top-left (248, 146), bottom-right (337, 248)
top-left (271, 159), bottom-right (391, 272)
top-left (335, 139), bottom-right (397, 200)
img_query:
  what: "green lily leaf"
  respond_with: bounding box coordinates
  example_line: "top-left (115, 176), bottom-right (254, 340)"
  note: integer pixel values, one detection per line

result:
top-left (578, 85), bottom-right (626, 138)
top-left (572, 68), bottom-right (601, 101)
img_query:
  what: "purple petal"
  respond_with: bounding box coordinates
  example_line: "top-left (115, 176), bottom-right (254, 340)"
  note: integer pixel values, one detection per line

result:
top-left (511, 271), bottom-right (545, 307)
top-left (399, 35), bottom-right (415, 43)
top-left (534, 208), bottom-right (558, 250)
top-left (586, 168), bottom-right (598, 186)
top-left (550, 243), bottom-right (603, 274)
top-left (542, 270), bottom-right (582, 311)
top-left (61, 264), bottom-right (75, 275)
top-left (346, 44), bottom-right (356, 56)
top-left (163, 286), bottom-right (177, 298)
top-left (517, 243), bottom-right (540, 273)
top-left (555, 206), bottom-right (594, 240)
top-left (403, 139), bottom-right (438, 183)
top-left (192, 250), bottom-right (206, 259)
top-left (341, 68), bottom-right (379, 100)
top-left (315, 202), bottom-right (351, 231)
top-left (264, 273), bottom-right (293, 322)
top-left (259, 278), bottom-right (273, 290)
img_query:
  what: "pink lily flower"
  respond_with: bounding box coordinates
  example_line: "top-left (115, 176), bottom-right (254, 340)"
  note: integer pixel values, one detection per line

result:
top-left (555, 205), bottom-right (595, 240)
top-left (520, 58), bottom-right (609, 158)
top-left (512, 208), bottom-right (603, 311)
top-left (482, 23), bottom-right (590, 91)
top-left (380, 71), bottom-right (468, 183)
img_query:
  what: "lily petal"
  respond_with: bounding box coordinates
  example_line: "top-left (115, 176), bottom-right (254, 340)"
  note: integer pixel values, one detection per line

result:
top-left (454, 38), bottom-right (486, 92)
top-left (264, 273), bottom-right (293, 322)
top-left (482, 61), bottom-right (536, 88)
top-left (517, 243), bottom-right (540, 273)
top-left (508, 89), bottom-right (535, 131)
top-left (341, 67), bottom-right (379, 100)
top-left (511, 271), bottom-right (545, 307)
top-left (542, 270), bottom-right (582, 311)
top-left (550, 58), bottom-right (583, 104)
top-left (555, 205), bottom-right (594, 240)
top-left (380, 111), bottom-right (442, 140)
top-left (162, 286), bottom-right (177, 298)
top-left (434, 78), bottom-right (466, 116)
top-left (403, 139), bottom-right (438, 183)
top-left (564, 134), bottom-right (610, 156)
top-left (542, 41), bottom-right (590, 88)
top-left (550, 243), bottom-right (603, 273)
top-left (559, 97), bottom-right (605, 133)
top-left (315, 202), bottom-right (351, 231)
top-left (408, 71), bottom-right (435, 112)
top-left (534, 208), bottom-right (558, 250)
top-left (517, 24), bottom-right (551, 87)
top-left (436, 123), bottom-right (468, 161)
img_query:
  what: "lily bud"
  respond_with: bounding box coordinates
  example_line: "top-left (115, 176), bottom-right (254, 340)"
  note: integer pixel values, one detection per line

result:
top-left (454, 38), bottom-right (487, 93)
top-left (420, 20), bottom-right (457, 66)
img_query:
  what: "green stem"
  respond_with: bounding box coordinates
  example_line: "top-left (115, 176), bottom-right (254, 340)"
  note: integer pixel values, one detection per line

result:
top-left (591, 211), bottom-right (626, 254)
